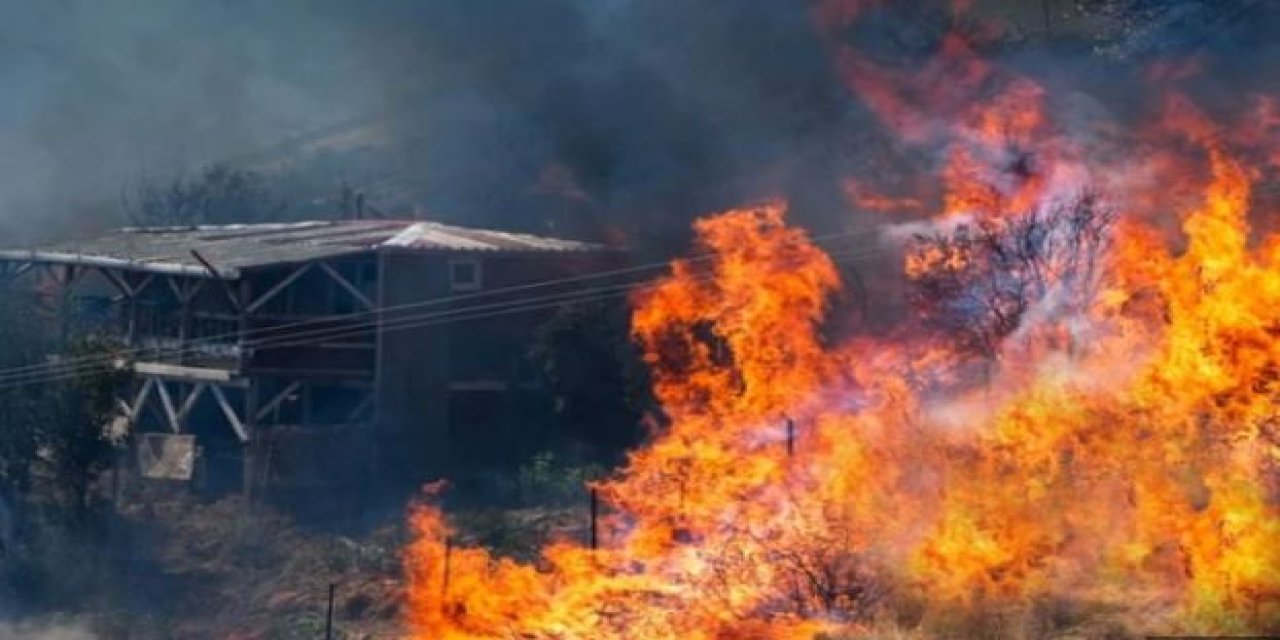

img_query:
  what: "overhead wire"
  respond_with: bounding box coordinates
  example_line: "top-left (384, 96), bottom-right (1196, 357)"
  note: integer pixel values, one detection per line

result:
top-left (0, 226), bottom-right (896, 382)
top-left (0, 243), bottom-right (893, 389)
top-left (0, 229), bottom-right (899, 388)
top-left (0, 242), bottom-right (897, 389)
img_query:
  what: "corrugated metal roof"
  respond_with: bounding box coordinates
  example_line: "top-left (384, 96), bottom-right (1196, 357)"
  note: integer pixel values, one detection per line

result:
top-left (0, 220), bottom-right (611, 278)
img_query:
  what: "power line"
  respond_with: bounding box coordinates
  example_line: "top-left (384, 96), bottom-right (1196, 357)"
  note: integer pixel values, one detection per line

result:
top-left (0, 243), bottom-right (893, 388)
top-left (0, 227), bottom-right (891, 384)
top-left (218, 244), bottom-right (889, 353)
top-left (0, 244), bottom-right (891, 389)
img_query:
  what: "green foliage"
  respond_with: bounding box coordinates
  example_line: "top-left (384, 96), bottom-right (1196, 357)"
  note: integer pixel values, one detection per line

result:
top-left (39, 338), bottom-right (130, 517)
top-left (273, 611), bottom-right (329, 640)
top-left (0, 294), bottom-right (127, 525)
top-left (516, 451), bottom-right (604, 506)
top-left (452, 508), bottom-right (551, 561)
top-left (0, 293), bottom-right (131, 621)
top-left (128, 163), bottom-right (288, 227)
top-left (531, 299), bottom-right (652, 459)
top-left (0, 296), bottom-right (49, 497)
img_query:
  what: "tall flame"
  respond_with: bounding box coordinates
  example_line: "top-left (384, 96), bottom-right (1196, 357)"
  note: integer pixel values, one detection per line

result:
top-left (403, 179), bottom-right (1279, 636)
top-left (403, 5), bottom-right (1280, 637)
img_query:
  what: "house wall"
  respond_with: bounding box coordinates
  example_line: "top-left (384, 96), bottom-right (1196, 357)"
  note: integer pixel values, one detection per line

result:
top-left (376, 250), bottom-right (624, 482)
top-left (0, 246), bottom-right (626, 495)
top-left (242, 254), bottom-right (379, 378)
top-left (376, 251), bottom-right (452, 480)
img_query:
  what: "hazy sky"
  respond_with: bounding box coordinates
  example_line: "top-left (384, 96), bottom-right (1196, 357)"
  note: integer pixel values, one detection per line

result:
top-left (1, 1), bottom-right (1268, 246)
top-left (0, 0), bottom-right (385, 238)
top-left (0, 0), bottom-right (877, 245)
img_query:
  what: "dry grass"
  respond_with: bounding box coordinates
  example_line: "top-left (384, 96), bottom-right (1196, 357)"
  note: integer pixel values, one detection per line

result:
top-left (104, 492), bottom-right (404, 639)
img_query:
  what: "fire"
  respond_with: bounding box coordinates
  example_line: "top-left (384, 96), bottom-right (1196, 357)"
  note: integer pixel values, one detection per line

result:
top-left (403, 4), bottom-right (1280, 638)
top-left (403, 174), bottom-right (1279, 636)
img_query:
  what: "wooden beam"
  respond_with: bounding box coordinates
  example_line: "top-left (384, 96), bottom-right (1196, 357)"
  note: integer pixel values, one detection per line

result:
top-left (0, 261), bottom-right (34, 285)
top-left (123, 276), bottom-right (154, 346)
top-left (0, 250), bottom-right (238, 279)
top-left (115, 398), bottom-right (134, 420)
top-left (127, 273), bottom-right (156, 297)
top-left (247, 367), bottom-right (375, 380)
top-left (253, 380), bottom-right (301, 422)
top-left (53, 265), bottom-right (82, 341)
top-left (182, 278), bottom-right (205, 303)
top-left (99, 268), bottom-right (135, 298)
top-left (247, 263), bottom-right (313, 313)
top-left (165, 276), bottom-right (184, 301)
top-left (189, 250), bottom-right (225, 279)
top-left (130, 361), bottom-right (245, 385)
top-left (33, 263), bottom-right (60, 286)
top-left (155, 380), bottom-right (181, 433)
top-left (211, 385), bottom-right (249, 442)
top-left (372, 250), bottom-right (386, 433)
top-left (60, 264), bottom-right (84, 288)
top-left (165, 276), bottom-right (205, 304)
top-left (318, 261), bottom-right (374, 310)
top-left (171, 277), bottom-right (202, 365)
top-left (176, 383), bottom-right (207, 423)
top-left (191, 251), bottom-right (243, 313)
top-left (343, 391), bottom-right (375, 426)
top-left (115, 376), bottom-right (156, 423)
top-left (125, 378), bottom-right (155, 425)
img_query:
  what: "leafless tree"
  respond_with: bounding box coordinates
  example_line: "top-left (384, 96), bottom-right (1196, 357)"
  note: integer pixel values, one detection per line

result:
top-left (127, 164), bottom-right (287, 227)
top-left (906, 192), bottom-right (1115, 363)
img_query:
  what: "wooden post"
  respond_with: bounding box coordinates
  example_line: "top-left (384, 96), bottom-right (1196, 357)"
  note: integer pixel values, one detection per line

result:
top-left (111, 450), bottom-right (125, 508)
top-left (442, 535), bottom-right (453, 598)
top-left (107, 270), bottom-right (139, 348)
top-left (785, 417), bottom-right (795, 458)
top-left (589, 487), bottom-right (599, 550)
top-left (371, 252), bottom-right (387, 487)
top-left (242, 438), bottom-right (257, 500)
top-left (301, 381), bottom-right (313, 426)
top-left (237, 278), bottom-right (251, 364)
top-left (57, 264), bottom-right (78, 344)
top-left (243, 380), bottom-right (260, 498)
top-left (324, 582), bottom-right (336, 640)
top-left (177, 283), bottom-right (190, 365)
top-left (126, 290), bottom-right (138, 347)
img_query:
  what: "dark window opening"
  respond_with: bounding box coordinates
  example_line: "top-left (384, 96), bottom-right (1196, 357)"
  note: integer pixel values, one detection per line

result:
top-left (449, 259), bottom-right (481, 291)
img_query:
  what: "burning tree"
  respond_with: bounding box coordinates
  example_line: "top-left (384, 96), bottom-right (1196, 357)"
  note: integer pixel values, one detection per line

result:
top-left (399, 3), bottom-right (1280, 636)
top-left (905, 193), bottom-right (1116, 366)
top-left (402, 177), bottom-right (1280, 637)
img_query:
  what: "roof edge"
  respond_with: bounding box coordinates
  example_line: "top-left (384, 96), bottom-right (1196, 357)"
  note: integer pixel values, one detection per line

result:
top-left (0, 250), bottom-right (239, 279)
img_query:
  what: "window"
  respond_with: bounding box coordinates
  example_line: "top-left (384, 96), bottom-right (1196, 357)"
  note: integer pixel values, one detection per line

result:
top-left (449, 258), bottom-right (482, 291)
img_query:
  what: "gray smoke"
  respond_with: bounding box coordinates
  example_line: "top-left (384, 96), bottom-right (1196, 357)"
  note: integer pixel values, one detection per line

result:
top-left (0, 0), bottom-right (380, 240)
top-left (2, 0), bottom-right (1277, 250)
top-left (0, 493), bottom-right (12, 562)
top-left (0, 0), bottom-right (865, 251)
top-left (0, 621), bottom-right (97, 640)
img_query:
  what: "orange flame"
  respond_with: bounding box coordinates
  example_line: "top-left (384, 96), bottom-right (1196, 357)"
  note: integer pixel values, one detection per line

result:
top-left (403, 7), bottom-right (1280, 637)
top-left (403, 170), bottom-right (1279, 635)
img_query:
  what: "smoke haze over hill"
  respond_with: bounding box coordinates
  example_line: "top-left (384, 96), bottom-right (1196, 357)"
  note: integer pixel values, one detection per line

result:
top-left (2, 1), bottom-right (1277, 250)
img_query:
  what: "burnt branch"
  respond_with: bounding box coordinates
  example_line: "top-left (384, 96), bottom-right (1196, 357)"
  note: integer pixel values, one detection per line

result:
top-left (907, 192), bottom-right (1116, 362)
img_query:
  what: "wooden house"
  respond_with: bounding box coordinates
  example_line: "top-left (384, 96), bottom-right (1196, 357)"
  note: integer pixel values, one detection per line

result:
top-left (0, 220), bottom-right (622, 494)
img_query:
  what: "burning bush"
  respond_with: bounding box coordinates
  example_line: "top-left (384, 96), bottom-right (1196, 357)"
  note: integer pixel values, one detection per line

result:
top-left (400, 3), bottom-right (1280, 638)
top-left (401, 150), bottom-right (1280, 637)
top-left (906, 192), bottom-right (1116, 366)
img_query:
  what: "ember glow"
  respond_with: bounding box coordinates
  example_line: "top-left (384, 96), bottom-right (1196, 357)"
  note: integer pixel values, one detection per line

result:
top-left (404, 5), bottom-right (1280, 638)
